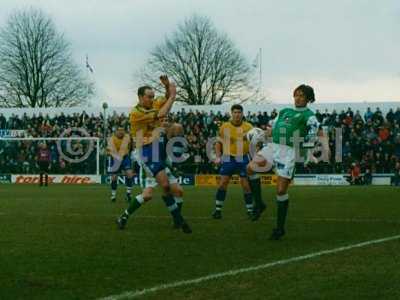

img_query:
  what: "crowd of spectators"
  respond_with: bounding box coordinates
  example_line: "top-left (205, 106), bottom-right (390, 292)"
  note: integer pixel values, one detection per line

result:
top-left (1, 106), bottom-right (400, 179)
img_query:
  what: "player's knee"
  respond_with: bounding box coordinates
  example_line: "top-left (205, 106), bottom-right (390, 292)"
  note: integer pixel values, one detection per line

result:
top-left (142, 189), bottom-right (153, 202)
top-left (277, 188), bottom-right (288, 196)
top-left (247, 164), bottom-right (254, 175)
top-left (143, 195), bottom-right (152, 202)
top-left (170, 123), bottom-right (184, 136)
top-left (218, 180), bottom-right (229, 190)
top-left (172, 185), bottom-right (183, 197)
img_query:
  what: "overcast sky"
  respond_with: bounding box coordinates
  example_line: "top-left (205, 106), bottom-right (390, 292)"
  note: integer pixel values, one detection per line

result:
top-left (1, 0), bottom-right (399, 107)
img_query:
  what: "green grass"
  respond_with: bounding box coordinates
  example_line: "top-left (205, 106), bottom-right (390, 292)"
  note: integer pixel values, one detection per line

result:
top-left (0, 185), bottom-right (400, 300)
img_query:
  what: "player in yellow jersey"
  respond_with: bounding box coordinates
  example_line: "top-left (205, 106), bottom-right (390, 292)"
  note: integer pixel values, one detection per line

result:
top-left (212, 104), bottom-right (255, 220)
top-left (107, 127), bottom-right (134, 202)
top-left (116, 76), bottom-right (191, 233)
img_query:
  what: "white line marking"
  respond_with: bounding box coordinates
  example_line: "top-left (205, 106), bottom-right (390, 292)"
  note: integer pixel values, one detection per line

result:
top-left (97, 234), bottom-right (400, 300)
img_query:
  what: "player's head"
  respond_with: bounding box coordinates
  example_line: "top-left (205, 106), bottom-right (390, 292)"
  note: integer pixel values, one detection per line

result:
top-left (115, 126), bottom-right (125, 138)
top-left (293, 84), bottom-right (315, 107)
top-left (137, 85), bottom-right (154, 109)
top-left (231, 104), bottom-right (243, 124)
top-left (40, 142), bottom-right (47, 149)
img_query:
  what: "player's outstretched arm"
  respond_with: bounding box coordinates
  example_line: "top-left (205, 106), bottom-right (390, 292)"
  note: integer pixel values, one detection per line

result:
top-left (160, 75), bottom-right (170, 100)
top-left (157, 82), bottom-right (176, 118)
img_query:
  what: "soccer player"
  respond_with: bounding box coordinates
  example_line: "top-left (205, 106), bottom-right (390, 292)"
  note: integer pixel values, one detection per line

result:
top-left (37, 142), bottom-right (51, 187)
top-left (212, 104), bottom-right (254, 219)
top-left (107, 127), bottom-right (134, 202)
top-left (247, 84), bottom-right (319, 240)
top-left (116, 76), bottom-right (192, 233)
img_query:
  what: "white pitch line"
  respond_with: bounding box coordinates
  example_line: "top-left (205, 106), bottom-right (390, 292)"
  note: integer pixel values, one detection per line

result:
top-left (97, 234), bottom-right (400, 300)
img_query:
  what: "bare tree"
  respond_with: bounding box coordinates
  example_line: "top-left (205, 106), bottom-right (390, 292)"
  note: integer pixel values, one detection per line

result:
top-left (0, 8), bottom-right (93, 108)
top-left (139, 15), bottom-right (257, 105)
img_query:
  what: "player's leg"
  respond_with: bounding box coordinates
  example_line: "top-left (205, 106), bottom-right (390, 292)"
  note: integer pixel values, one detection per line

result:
top-left (117, 186), bottom-right (153, 229)
top-left (212, 175), bottom-right (230, 219)
top-left (166, 122), bottom-right (184, 139)
top-left (170, 182), bottom-right (184, 228)
top-left (39, 163), bottom-right (43, 187)
top-left (165, 167), bottom-right (183, 212)
top-left (247, 145), bottom-right (274, 219)
top-left (212, 156), bottom-right (233, 219)
top-left (270, 145), bottom-right (295, 240)
top-left (156, 169), bottom-right (192, 233)
top-left (270, 176), bottom-right (290, 240)
top-left (116, 160), bottom-right (155, 229)
top-left (238, 155), bottom-right (255, 218)
top-left (171, 183), bottom-right (183, 212)
top-left (124, 169), bottom-right (134, 202)
top-left (239, 176), bottom-right (255, 217)
top-left (120, 155), bottom-right (134, 202)
top-left (44, 162), bottom-right (49, 187)
top-left (38, 161), bottom-right (45, 187)
top-left (107, 156), bottom-right (119, 202)
top-left (110, 174), bottom-right (118, 202)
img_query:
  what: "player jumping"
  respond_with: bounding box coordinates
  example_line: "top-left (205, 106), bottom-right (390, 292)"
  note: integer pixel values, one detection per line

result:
top-left (116, 76), bottom-right (192, 233)
top-left (247, 84), bottom-right (319, 240)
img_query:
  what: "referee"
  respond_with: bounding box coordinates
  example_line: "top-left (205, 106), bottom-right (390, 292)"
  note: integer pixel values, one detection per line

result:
top-left (37, 143), bottom-right (51, 187)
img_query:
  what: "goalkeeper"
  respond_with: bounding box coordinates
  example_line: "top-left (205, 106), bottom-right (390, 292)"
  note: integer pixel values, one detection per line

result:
top-left (247, 84), bottom-right (320, 240)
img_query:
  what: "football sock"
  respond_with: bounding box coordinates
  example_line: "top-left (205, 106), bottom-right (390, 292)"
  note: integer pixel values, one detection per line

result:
top-left (174, 196), bottom-right (183, 212)
top-left (249, 174), bottom-right (263, 207)
top-left (39, 173), bottom-right (43, 186)
top-left (45, 174), bottom-right (48, 186)
top-left (244, 193), bottom-right (254, 212)
top-left (126, 176), bottom-right (133, 195)
top-left (276, 194), bottom-right (289, 230)
top-left (215, 188), bottom-right (227, 211)
top-left (124, 194), bottom-right (144, 217)
top-left (162, 194), bottom-right (184, 226)
top-left (111, 179), bottom-right (117, 198)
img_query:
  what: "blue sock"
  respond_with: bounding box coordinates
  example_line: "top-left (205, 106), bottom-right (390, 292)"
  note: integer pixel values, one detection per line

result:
top-left (111, 180), bottom-right (117, 197)
top-left (215, 188), bottom-right (227, 211)
top-left (162, 194), bottom-right (183, 225)
top-left (126, 176), bottom-right (133, 195)
top-left (244, 193), bottom-right (254, 212)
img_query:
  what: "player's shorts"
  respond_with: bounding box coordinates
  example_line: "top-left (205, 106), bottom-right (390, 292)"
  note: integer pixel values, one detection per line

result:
top-left (137, 141), bottom-right (167, 177)
top-left (257, 143), bottom-right (295, 179)
top-left (139, 165), bottom-right (178, 189)
top-left (219, 155), bottom-right (250, 177)
top-left (107, 155), bottom-right (132, 174)
top-left (38, 161), bottom-right (50, 172)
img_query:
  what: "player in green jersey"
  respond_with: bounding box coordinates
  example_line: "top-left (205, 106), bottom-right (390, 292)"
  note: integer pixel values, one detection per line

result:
top-left (247, 84), bottom-right (319, 240)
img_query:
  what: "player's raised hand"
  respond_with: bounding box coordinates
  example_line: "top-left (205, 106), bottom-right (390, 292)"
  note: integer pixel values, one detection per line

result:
top-left (159, 75), bottom-right (170, 87)
top-left (168, 81), bottom-right (176, 99)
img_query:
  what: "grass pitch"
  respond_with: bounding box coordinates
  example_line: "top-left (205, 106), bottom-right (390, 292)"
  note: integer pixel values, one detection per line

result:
top-left (0, 185), bottom-right (400, 300)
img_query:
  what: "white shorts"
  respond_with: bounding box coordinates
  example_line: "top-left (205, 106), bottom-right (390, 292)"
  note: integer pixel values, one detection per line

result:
top-left (257, 143), bottom-right (296, 179)
top-left (139, 164), bottom-right (178, 189)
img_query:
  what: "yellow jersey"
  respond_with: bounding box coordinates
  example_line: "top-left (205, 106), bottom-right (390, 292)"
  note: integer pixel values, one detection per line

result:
top-left (219, 121), bottom-right (253, 156)
top-left (129, 97), bottom-right (167, 147)
top-left (107, 133), bottom-right (131, 157)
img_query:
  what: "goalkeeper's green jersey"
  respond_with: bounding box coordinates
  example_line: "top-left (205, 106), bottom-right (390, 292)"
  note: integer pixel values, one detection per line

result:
top-left (272, 107), bottom-right (319, 147)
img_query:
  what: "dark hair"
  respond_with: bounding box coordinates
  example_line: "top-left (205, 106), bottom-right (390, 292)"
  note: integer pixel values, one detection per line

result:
top-left (231, 104), bottom-right (243, 112)
top-left (137, 85), bottom-right (152, 97)
top-left (294, 84), bottom-right (315, 103)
